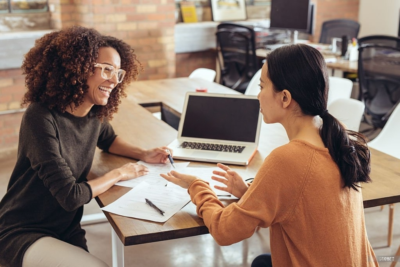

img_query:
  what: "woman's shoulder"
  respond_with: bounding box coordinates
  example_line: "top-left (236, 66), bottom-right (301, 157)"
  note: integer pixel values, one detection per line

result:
top-left (25, 102), bottom-right (53, 117)
top-left (23, 103), bottom-right (57, 127)
top-left (267, 140), bottom-right (328, 165)
top-left (275, 139), bottom-right (327, 153)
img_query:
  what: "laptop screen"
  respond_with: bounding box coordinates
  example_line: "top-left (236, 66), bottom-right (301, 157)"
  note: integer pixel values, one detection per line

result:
top-left (181, 94), bottom-right (261, 142)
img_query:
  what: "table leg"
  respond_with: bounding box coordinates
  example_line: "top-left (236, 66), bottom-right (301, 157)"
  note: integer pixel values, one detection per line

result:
top-left (81, 212), bottom-right (107, 226)
top-left (111, 228), bottom-right (124, 267)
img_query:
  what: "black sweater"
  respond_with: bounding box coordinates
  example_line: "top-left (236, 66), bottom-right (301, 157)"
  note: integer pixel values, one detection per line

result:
top-left (0, 103), bottom-right (116, 267)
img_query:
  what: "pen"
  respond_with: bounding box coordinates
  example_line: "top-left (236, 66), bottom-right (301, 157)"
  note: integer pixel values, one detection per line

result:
top-left (166, 149), bottom-right (175, 169)
top-left (145, 198), bottom-right (165, 216)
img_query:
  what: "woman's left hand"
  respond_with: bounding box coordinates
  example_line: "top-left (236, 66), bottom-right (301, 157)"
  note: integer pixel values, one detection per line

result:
top-left (212, 163), bottom-right (248, 198)
top-left (142, 146), bottom-right (172, 164)
top-left (160, 170), bottom-right (197, 189)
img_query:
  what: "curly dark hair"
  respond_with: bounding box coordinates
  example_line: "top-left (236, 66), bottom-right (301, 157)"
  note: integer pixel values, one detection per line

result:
top-left (21, 26), bottom-right (142, 120)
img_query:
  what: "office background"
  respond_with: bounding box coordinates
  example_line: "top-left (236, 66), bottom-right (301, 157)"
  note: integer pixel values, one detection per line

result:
top-left (1, 0), bottom-right (400, 266)
top-left (1, 0), bottom-right (400, 153)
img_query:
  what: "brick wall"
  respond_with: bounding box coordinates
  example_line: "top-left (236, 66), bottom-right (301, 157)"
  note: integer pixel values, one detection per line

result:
top-left (0, 69), bottom-right (25, 153)
top-left (0, 69), bottom-right (25, 111)
top-left (0, 0), bottom-right (176, 152)
top-left (312, 0), bottom-right (360, 43)
top-left (175, 50), bottom-right (217, 78)
top-left (0, 0), bottom-right (360, 152)
top-left (48, 0), bottom-right (176, 81)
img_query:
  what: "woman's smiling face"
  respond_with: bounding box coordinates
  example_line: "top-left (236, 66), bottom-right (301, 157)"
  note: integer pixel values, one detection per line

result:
top-left (84, 47), bottom-right (121, 106)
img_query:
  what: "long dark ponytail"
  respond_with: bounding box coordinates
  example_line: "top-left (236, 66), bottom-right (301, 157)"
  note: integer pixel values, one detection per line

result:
top-left (266, 44), bottom-right (371, 190)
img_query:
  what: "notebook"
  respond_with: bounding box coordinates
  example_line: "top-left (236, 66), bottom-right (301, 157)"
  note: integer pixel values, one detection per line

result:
top-left (168, 92), bottom-right (262, 165)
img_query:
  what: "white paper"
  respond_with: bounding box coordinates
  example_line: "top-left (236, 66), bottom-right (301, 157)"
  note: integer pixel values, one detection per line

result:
top-left (102, 181), bottom-right (190, 223)
top-left (115, 161), bottom-right (190, 188)
top-left (325, 57), bottom-right (337, 63)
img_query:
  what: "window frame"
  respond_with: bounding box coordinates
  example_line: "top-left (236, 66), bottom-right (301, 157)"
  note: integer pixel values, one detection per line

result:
top-left (0, 0), bottom-right (49, 13)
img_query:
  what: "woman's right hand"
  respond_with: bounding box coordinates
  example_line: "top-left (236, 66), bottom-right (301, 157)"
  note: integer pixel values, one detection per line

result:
top-left (212, 163), bottom-right (249, 198)
top-left (117, 163), bottom-right (149, 181)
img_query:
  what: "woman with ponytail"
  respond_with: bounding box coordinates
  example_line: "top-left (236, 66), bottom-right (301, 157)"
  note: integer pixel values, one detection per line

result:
top-left (161, 44), bottom-right (377, 266)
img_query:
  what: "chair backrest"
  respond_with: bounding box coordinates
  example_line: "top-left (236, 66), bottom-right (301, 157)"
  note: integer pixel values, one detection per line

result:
top-left (244, 68), bottom-right (262, 96)
top-left (189, 68), bottom-right (216, 82)
top-left (328, 98), bottom-right (365, 132)
top-left (368, 103), bottom-right (400, 159)
top-left (319, 19), bottom-right (360, 44)
top-left (327, 77), bottom-right (353, 106)
top-left (358, 43), bottom-right (400, 128)
top-left (216, 23), bottom-right (259, 93)
top-left (358, 35), bottom-right (400, 48)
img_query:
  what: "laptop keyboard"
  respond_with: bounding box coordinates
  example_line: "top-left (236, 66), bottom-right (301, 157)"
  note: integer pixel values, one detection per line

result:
top-left (180, 142), bottom-right (245, 153)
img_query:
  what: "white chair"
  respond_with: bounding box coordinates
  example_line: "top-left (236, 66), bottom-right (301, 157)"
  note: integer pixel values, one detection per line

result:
top-left (327, 77), bottom-right (353, 106)
top-left (368, 103), bottom-right (400, 248)
top-left (189, 68), bottom-right (216, 82)
top-left (244, 68), bottom-right (262, 96)
top-left (368, 103), bottom-right (400, 159)
top-left (328, 98), bottom-right (365, 132)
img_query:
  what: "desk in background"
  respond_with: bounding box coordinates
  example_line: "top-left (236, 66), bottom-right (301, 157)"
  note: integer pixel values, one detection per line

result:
top-left (256, 46), bottom-right (358, 74)
top-left (92, 78), bottom-right (400, 267)
top-left (215, 42), bottom-right (358, 86)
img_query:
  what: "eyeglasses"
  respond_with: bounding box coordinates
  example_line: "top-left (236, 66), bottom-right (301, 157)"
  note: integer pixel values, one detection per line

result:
top-left (94, 63), bottom-right (126, 84)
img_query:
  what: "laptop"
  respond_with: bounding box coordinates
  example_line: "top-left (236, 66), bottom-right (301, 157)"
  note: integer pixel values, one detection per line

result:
top-left (168, 92), bottom-right (262, 165)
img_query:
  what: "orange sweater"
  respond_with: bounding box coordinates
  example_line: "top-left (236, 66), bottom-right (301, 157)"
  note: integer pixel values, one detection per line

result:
top-left (189, 140), bottom-right (378, 267)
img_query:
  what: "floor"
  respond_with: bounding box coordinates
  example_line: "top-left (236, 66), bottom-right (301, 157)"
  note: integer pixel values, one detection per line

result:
top-left (0, 124), bottom-right (399, 266)
top-left (80, 205), bottom-right (400, 267)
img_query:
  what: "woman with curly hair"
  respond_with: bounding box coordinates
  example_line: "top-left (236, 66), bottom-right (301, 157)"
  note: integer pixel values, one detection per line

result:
top-left (0, 26), bottom-right (171, 267)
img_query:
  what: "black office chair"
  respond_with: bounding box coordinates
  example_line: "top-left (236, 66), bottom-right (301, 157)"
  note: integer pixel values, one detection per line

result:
top-left (358, 35), bottom-right (400, 49)
top-left (358, 43), bottom-right (400, 129)
top-left (319, 19), bottom-right (360, 44)
top-left (216, 23), bottom-right (259, 93)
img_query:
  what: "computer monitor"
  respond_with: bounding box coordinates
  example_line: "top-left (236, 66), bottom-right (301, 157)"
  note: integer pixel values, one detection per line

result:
top-left (270, 0), bottom-right (313, 33)
top-left (398, 9), bottom-right (400, 37)
top-left (308, 3), bottom-right (314, 35)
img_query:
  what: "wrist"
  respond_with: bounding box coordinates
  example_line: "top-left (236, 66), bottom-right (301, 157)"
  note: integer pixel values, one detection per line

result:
top-left (188, 177), bottom-right (198, 187)
top-left (136, 148), bottom-right (147, 161)
top-left (187, 178), bottom-right (202, 192)
top-left (113, 168), bottom-right (125, 181)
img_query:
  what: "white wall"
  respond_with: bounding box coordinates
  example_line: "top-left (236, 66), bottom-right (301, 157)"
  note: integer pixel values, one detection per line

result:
top-left (358, 0), bottom-right (400, 37)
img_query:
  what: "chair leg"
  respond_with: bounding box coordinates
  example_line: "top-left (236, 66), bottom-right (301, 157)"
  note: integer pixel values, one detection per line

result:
top-left (389, 244), bottom-right (400, 267)
top-left (381, 205), bottom-right (385, 211)
top-left (388, 204), bottom-right (395, 247)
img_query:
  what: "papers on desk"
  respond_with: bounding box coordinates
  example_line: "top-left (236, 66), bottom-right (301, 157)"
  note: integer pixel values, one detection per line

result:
top-left (325, 57), bottom-right (337, 63)
top-left (115, 161), bottom-right (190, 188)
top-left (307, 43), bottom-right (330, 51)
top-left (102, 181), bottom-right (190, 223)
top-left (103, 162), bottom-right (244, 222)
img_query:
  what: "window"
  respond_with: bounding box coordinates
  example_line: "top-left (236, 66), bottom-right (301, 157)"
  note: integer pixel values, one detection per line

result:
top-left (0, 0), bottom-right (50, 32)
top-left (0, 0), bottom-right (8, 13)
top-left (175, 0), bottom-right (270, 22)
top-left (1, 0), bottom-right (48, 13)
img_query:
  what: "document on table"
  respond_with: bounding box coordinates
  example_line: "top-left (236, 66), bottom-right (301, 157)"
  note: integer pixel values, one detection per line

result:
top-left (102, 181), bottom-right (190, 223)
top-left (324, 57), bottom-right (337, 63)
top-left (115, 161), bottom-right (190, 188)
